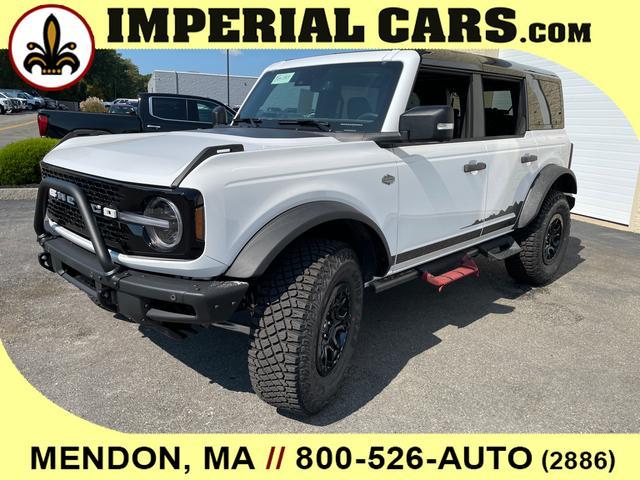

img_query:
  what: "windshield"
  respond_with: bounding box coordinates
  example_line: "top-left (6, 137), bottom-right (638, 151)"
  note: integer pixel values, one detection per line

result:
top-left (237, 61), bottom-right (403, 132)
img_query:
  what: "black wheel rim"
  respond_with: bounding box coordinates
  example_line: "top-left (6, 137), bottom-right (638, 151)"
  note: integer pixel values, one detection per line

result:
top-left (543, 213), bottom-right (564, 264)
top-left (316, 282), bottom-right (352, 377)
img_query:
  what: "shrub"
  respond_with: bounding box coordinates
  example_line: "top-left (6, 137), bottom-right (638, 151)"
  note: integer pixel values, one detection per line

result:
top-left (80, 96), bottom-right (107, 113)
top-left (0, 138), bottom-right (59, 185)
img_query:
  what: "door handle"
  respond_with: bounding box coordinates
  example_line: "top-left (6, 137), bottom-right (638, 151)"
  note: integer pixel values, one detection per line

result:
top-left (521, 154), bottom-right (538, 163)
top-left (463, 162), bottom-right (487, 173)
top-left (145, 124), bottom-right (161, 129)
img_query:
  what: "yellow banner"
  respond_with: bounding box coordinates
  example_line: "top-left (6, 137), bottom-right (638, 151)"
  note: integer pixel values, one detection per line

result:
top-left (2, 1), bottom-right (638, 138)
top-left (1, 0), bottom-right (600, 50)
top-left (1, 1), bottom-right (639, 479)
top-left (1, 343), bottom-right (639, 479)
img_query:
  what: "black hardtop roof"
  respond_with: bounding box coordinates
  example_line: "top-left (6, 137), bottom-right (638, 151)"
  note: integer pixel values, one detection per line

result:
top-left (416, 49), bottom-right (559, 79)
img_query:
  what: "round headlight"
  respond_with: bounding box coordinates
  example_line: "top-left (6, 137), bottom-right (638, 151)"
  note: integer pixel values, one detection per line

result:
top-left (143, 197), bottom-right (183, 251)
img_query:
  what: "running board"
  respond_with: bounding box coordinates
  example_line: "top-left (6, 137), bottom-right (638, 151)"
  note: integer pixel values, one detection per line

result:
top-left (371, 251), bottom-right (479, 293)
top-left (478, 235), bottom-right (521, 261)
top-left (370, 235), bottom-right (521, 294)
top-left (418, 255), bottom-right (479, 292)
top-left (370, 269), bottom-right (420, 293)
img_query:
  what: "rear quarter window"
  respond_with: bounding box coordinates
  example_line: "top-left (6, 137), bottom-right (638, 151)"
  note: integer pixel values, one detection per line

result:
top-left (539, 79), bottom-right (564, 129)
top-left (526, 76), bottom-right (564, 130)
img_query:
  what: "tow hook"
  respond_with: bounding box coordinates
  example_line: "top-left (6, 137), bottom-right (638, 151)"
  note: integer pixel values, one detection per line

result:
top-left (38, 251), bottom-right (53, 272)
top-left (90, 287), bottom-right (117, 312)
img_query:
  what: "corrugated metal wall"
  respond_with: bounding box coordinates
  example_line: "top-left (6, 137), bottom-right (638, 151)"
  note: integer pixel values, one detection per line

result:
top-left (500, 50), bottom-right (640, 226)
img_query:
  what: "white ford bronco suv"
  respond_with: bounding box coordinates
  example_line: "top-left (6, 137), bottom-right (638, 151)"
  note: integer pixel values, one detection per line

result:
top-left (35, 50), bottom-right (576, 414)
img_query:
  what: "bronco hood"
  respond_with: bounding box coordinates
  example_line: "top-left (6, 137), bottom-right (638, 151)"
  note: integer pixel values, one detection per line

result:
top-left (43, 128), bottom-right (341, 187)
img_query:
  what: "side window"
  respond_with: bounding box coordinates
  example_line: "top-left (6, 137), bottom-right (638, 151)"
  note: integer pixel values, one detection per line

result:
top-left (539, 79), bottom-right (564, 129)
top-left (482, 78), bottom-right (522, 137)
top-left (187, 99), bottom-right (220, 123)
top-left (408, 70), bottom-right (472, 139)
top-left (151, 97), bottom-right (187, 121)
top-left (527, 76), bottom-right (563, 129)
top-left (526, 77), bottom-right (551, 129)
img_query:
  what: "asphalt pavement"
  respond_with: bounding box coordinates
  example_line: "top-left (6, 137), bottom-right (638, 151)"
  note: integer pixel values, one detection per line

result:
top-left (0, 112), bottom-right (38, 148)
top-left (1, 200), bottom-right (639, 433)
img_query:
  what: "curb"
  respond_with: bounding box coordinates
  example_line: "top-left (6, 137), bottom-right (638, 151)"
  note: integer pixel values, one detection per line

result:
top-left (0, 187), bottom-right (38, 200)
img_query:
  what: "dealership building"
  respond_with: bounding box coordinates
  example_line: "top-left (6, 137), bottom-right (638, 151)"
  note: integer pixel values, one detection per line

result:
top-left (147, 70), bottom-right (257, 108)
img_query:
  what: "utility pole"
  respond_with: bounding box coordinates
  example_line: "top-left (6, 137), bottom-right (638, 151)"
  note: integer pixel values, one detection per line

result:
top-left (226, 49), bottom-right (230, 106)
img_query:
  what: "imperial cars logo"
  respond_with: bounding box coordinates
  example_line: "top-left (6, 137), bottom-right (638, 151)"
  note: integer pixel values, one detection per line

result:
top-left (8, 5), bottom-right (95, 91)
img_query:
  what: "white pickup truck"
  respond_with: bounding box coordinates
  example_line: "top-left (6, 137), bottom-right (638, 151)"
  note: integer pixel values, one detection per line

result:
top-left (35, 50), bottom-right (576, 414)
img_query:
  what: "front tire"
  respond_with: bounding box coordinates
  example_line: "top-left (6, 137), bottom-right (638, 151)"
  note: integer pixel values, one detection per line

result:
top-left (248, 238), bottom-right (363, 415)
top-left (506, 190), bottom-right (571, 285)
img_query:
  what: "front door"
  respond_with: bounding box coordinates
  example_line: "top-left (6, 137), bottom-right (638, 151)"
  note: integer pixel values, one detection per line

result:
top-left (393, 141), bottom-right (489, 270)
top-left (391, 69), bottom-right (488, 271)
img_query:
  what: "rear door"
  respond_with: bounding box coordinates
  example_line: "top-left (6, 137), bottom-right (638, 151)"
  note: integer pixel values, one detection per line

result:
top-left (481, 75), bottom-right (539, 235)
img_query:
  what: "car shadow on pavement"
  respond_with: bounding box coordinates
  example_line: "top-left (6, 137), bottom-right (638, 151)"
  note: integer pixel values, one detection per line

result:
top-left (140, 321), bottom-right (253, 393)
top-left (143, 236), bottom-right (584, 425)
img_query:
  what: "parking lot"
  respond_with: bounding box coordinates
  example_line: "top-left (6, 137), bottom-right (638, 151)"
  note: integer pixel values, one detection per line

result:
top-left (1, 200), bottom-right (639, 433)
top-left (0, 112), bottom-right (38, 148)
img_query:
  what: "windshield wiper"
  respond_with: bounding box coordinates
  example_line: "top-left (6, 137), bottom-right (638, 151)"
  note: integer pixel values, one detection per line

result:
top-left (233, 117), bottom-right (262, 127)
top-left (278, 119), bottom-right (332, 132)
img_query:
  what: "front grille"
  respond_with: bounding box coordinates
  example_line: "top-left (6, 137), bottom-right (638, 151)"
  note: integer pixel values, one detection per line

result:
top-left (41, 164), bottom-right (124, 206)
top-left (40, 164), bottom-right (203, 259)
top-left (45, 197), bottom-right (128, 245)
top-left (41, 165), bottom-right (129, 251)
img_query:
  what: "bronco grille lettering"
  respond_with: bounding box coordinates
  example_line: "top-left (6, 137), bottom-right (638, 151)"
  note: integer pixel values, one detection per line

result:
top-left (48, 190), bottom-right (117, 218)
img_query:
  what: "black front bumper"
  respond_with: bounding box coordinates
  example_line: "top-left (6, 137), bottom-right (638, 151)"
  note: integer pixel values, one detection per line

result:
top-left (35, 178), bottom-right (248, 330)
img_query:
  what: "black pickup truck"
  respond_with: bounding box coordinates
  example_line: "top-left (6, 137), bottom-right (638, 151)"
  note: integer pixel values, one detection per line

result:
top-left (38, 93), bottom-right (235, 139)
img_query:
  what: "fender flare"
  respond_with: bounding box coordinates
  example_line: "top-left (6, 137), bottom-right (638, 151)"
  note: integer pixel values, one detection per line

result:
top-left (517, 164), bottom-right (577, 228)
top-left (225, 201), bottom-right (391, 279)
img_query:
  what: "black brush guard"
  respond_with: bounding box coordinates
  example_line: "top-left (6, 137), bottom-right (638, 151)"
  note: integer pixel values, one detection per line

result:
top-left (35, 178), bottom-right (249, 335)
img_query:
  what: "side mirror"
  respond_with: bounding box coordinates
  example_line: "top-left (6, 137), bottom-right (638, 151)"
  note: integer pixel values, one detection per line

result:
top-left (212, 105), bottom-right (228, 126)
top-left (399, 105), bottom-right (454, 142)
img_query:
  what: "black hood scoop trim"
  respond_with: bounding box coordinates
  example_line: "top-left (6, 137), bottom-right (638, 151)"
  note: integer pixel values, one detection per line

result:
top-left (172, 144), bottom-right (244, 187)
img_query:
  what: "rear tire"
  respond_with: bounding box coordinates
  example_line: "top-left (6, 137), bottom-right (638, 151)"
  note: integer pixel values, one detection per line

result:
top-left (506, 190), bottom-right (571, 285)
top-left (248, 238), bottom-right (363, 415)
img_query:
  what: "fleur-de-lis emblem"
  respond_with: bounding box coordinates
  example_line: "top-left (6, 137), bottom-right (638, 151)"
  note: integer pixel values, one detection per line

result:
top-left (23, 14), bottom-right (80, 75)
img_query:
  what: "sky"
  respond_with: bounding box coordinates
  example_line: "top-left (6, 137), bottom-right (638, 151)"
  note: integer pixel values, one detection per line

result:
top-left (118, 49), bottom-right (347, 77)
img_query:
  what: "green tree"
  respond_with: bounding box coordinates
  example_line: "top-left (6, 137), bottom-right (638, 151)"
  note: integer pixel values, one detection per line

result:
top-left (0, 49), bottom-right (150, 101)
